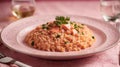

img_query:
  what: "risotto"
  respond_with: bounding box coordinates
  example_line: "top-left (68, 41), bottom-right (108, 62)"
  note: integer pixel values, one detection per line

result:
top-left (24, 16), bottom-right (95, 52)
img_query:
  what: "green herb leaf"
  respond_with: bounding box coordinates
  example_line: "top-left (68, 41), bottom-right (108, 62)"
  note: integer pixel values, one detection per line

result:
top-left (82, 32), bottom-right (84, 35)
top-left (78, 25), bottom-right (83, 29)
top-left (42, 24), bottom-right (48, 29)
top-left (65, 17), bottom-right (70, 21)
top-left (56, 16), bottom-right (65, 21)
top-left (74, 24), bottom-right (78, 29)
top-left (62, 21), bottom-right (68, 24)
top-left (54, 21), bottom-right (61, 26)
top-left (59, 16), bottom-right (65, 21)
top-left (54, 16), bottom-right (70, 26)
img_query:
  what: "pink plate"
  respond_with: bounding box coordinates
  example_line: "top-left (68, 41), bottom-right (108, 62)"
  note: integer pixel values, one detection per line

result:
top-left (1, 15), bottom-right (120, 60)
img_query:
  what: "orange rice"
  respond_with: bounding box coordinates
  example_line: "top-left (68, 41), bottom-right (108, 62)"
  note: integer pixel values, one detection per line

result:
top-left (24, 16), bottom-right (95, 52)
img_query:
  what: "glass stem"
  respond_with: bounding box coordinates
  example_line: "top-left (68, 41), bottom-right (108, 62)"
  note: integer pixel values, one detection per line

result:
top-left (115, 22), bottom-right (120, 42)
top-left (116, 22), bottom-right (120, 32)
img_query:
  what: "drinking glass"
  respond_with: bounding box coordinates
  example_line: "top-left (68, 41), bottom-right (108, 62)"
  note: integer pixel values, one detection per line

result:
top-left (100, 0), bottom-right (120, 31)
top-left (11, 0), bottom-right (36, 19)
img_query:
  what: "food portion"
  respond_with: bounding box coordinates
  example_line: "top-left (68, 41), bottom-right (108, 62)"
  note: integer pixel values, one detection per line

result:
top-left (24, 16), bottom-right (95, 52)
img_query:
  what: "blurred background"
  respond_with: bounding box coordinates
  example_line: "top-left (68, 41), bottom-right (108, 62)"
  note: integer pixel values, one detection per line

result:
top-left (0, 0), bottom-right (99, 1)
top-left (0, 0), bottom-right (100, 27)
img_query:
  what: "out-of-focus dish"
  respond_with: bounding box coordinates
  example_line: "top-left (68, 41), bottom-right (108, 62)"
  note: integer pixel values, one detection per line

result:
top-left (1, 15), bottom-right (119, 60)
top-left (25, 16), bottom-right (95, 52)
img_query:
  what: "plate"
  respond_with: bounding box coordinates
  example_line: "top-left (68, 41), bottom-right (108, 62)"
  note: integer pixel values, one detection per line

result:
top-left (1, 15), bottom-right (119, 60)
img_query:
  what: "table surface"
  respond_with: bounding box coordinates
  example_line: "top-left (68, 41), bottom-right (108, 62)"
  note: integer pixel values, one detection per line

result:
top-left (0, 1), bottom-right (120, 67)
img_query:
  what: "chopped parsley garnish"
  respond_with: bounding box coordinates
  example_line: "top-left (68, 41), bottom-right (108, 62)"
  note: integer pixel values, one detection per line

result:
top-left (42, 24), bottom-right (48, 30)
top-left (54, 21), bottom-right (62, 26)
top-left (55, 16), bottom-right (64, 20)
top-left (74, 24), bottom-right (77, 29)
top-left (65, 17), bottom-right (70, 21)
top-left (56, 34), bottom-right (61, 38)
top-left (79, 26), bottom-right (83, 29)
top-left (74, 24), bottom-right (83, 29)
top-left (31, 41), bottom-right (34, 46)
top-left (74, 23), bottom-right (82, 31)
top-left (64, 41), bottom-right (69, 44)
top-left (54, 16), bottom-right (70, 26)
top-left (92, 36), bottom-right (95, 39)
top-left (82, 32), bottom-right (84, 35)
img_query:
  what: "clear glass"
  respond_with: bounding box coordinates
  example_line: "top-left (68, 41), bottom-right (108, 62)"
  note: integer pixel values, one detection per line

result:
top-left (100, 0), bottom-right (120, 22)
top-left (11, 0), bottom-right (36, 19)
top-left (100, 0), bottom-right (120, 32)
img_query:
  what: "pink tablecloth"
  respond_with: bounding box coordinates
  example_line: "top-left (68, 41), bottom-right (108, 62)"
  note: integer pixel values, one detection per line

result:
top-left (0, 1), bottom-right (119, 67)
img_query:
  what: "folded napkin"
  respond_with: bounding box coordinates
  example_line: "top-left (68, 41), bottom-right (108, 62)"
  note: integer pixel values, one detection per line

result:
top-left (0, 42), bottom-right (119, 67)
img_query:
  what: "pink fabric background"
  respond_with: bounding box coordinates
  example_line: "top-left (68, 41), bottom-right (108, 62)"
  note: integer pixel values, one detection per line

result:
top-left (0, 0), bottom-right (99, 2)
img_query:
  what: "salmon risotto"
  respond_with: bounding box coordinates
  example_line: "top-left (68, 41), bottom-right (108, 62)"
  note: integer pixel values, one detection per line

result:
top-left (24, 16), bottom-right (96, 52)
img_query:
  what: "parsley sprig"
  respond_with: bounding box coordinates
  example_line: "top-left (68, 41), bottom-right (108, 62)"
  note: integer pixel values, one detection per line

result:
top-left (54, 16), bottom-right (70, 26)
top-left (42, 24), bottom-right (49, 30)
